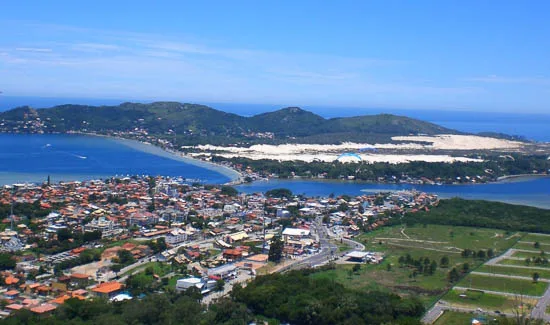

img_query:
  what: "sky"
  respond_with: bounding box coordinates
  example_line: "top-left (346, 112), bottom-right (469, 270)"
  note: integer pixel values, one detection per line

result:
top-left (1, 1), bottom-right (550, 113)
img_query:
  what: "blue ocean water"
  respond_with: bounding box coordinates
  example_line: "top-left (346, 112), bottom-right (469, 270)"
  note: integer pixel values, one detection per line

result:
top-left (1, 96), bottom-right (549, 142)
top-left (0, 134), bottom-right (231, 184)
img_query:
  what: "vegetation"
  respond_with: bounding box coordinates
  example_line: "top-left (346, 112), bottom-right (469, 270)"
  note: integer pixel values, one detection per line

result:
top-left (233, 269), bottom-right (425, 325)
top-left (268, 235), bottom-right (284, 263)
top-left (1, 269), bottom-right (425, 325)
top-left (215, 154), bottom-right (550, 183)
top-left (0, 103), bottom-right (461, 145)
top-left (457, 274), bottom-right (548, 296)
top-left (265, 188), bottom-right (293, 199)
top-left (400, 198), bottom-right (550, 233)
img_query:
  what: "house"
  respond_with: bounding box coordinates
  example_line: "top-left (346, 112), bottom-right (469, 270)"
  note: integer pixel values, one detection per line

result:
top-left (223, 249), bottom-right (243, 261)
top-left (226, 231), bottom-right (248, 244)
top-left (30, 303), bottom-right (57, 316)
top-left (91, 281), bottom-right (123, 299)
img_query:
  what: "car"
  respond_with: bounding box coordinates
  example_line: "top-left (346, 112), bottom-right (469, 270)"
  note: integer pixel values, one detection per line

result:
top-left (494, 310), bottom-right (501, 314)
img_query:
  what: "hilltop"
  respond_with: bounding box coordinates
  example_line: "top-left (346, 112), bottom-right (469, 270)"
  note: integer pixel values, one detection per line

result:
top-left (0, 102), bottom-right (461, 145)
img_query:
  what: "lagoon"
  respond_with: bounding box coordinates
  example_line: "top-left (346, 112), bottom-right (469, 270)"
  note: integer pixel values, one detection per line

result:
top-left (236, 177), bottom-right (550, 209)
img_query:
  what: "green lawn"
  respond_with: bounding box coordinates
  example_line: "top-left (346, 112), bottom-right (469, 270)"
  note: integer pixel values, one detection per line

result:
top-left (511, 250), bottom-right (549, 259)
top-left (358, 224), bottom-right (518, 254)
top-left (434, 311), bottom-right (477, 325)
top-left (498, 258), bottom-right (550, 268)
top-left (457, 274), bottom-right (548, 296)
top-left (443, 289), bottom-right (527, 312)
top-left (477, 265), bottom-right (550, 279)
top-left (513, 242), bottom-right (550, 251)
top-left (521, 234), bottom-right (550, 245)
top-left (120, 261), bottom-right (172, 278)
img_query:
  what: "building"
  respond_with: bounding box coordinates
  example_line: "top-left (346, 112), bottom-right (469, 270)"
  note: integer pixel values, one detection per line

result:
top-left (91, 281), bottom-right (123, 299)
top-left (176, 277), bottom-right (203, 292)
top-left (165, 228), bottom-right (188, 245)
top-left (84, 217), bottom-right (123, 238)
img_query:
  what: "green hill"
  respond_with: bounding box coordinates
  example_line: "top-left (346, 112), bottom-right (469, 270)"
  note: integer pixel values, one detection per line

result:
top-left (0, 101), bottom-right (460, 144)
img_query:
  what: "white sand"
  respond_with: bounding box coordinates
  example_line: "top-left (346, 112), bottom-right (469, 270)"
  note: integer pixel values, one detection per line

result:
top-left (391, 134), bottom-right (522, 150)
top-left (210, 152), bottom-right (481, 163)
top-left (182, 134), bottom-right (521, 164)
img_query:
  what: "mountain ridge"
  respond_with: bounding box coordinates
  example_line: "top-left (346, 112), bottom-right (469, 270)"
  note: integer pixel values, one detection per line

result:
top-left (0, 101), bottom-right (464, 145)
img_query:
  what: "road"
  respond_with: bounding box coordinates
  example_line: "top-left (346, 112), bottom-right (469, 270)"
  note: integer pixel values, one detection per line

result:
top-left (530, 280), bottom-right (550, 321)
top-left (422, 304), bottom-right (515, 324)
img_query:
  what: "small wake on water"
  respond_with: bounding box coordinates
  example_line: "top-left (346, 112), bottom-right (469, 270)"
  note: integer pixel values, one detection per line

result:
top-left (73, 154), bottom-right (88, 159)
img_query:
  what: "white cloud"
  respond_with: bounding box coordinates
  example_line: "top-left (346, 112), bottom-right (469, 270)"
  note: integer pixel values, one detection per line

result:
top-left (466, 75), bottom-right (550, 85)
top-left (15, 47), bottom-right (53, 53)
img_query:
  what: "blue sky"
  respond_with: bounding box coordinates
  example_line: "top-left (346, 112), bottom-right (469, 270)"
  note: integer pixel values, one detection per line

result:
top-left (1, 1), bottom-right (549, 112)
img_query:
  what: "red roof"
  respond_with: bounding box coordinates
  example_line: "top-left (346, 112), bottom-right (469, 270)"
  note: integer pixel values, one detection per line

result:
top-left (92, 282), bottom-right (123, 294)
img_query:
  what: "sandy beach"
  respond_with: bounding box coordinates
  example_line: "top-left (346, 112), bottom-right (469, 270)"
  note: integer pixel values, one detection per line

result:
top-left (109, 137), bottom-right (242, 182)
top-left (184, 134), bottom-right (520, 163)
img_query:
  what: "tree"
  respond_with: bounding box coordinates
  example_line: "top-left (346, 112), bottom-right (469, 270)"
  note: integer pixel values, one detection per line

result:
top-left (352, 264), bottom-right (361, 273)
top-left (448, 268), bottom-right (460, 283)
top-left (215, 279), bottom-right (225, 292)
top-left (268, 235), bottom-right (284, 263)
top-left (0, 253), bottom-right (16, 270)
top-left (440, 256), bottom-right (450, 268)
top-left (429, 261), bottom-right (437, 275)
top-left (117, 249), bottom-right (135, 265)
top-left (535, 241), bottom-right (541, 249)
top-left (533, 272), bottom-right (540, 283)
top-left (220, 186), bottom-right (238, 196)
top-left (462, 263), bottom-right (470, 273)
top-left (387, 263), bottom-right (392, 272)
top-left (477, 250), bottom-right (486, 259)
top-left (487, 248), bottom-right (494, 258)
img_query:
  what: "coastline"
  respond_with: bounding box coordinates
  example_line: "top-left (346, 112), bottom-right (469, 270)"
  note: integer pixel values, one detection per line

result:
top-left (496, 173), bottom-right (550, 182)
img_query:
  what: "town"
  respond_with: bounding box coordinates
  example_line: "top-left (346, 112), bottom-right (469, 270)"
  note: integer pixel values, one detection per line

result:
top-left (0, 176), bottom-right (437, 318)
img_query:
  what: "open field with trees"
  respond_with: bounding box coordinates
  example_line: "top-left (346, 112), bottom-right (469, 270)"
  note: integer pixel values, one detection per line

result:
top-left (477, 265), bottom-right (550, 279)
top-left (442, 289), bottom-right (537, 313)
top-left (457, 274), bottom-right (548, 296)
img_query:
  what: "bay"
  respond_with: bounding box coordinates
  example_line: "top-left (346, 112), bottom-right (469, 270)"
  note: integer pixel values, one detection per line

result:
top-left (0, 134), bottom-right (236, 185)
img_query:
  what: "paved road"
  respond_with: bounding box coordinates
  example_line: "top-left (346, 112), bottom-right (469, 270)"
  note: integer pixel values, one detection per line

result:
top-left (530, 280), bottom-right (550, 321)
top-left (422, 304), bottom-right (515, 324)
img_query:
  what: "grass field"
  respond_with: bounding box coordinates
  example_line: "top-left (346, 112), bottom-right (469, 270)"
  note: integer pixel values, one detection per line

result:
top-left (477, 265), bottom-right (550, 279)
top-left (457, 274), bottom-right (548, 296)
top-left (498, 258), bottom-right (550, 268)
top-left (442, 289), bottom-right (537, 313)
top-left (307, 225), bottom-right (521, 307)
top-left (521, 234), bottom-right (550, 244)
top-left (434, 311), bottom-right (477, 325)
top-left (511, 250), bottom-right (549, 259)
top-left (513, 242), bottom-right (550, 251)
top-left (358, 224), bottom-right (519, 255)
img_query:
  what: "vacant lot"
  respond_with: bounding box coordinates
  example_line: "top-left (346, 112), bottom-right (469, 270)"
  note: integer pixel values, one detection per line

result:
top-left (498, 258), bottom-right (550, 268)
top-left (477, 265), bottom-right (550, 279)
top-left (457, 274), bottom-right (548, 296)
top-left (521, 234), bottom-right (550, 245)
top-left (434, 311), bottom-right (476, 325)
top-left (443, 289), bottom-right (536, 313)
top-left (511, 250), bottom-right (549, 259)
